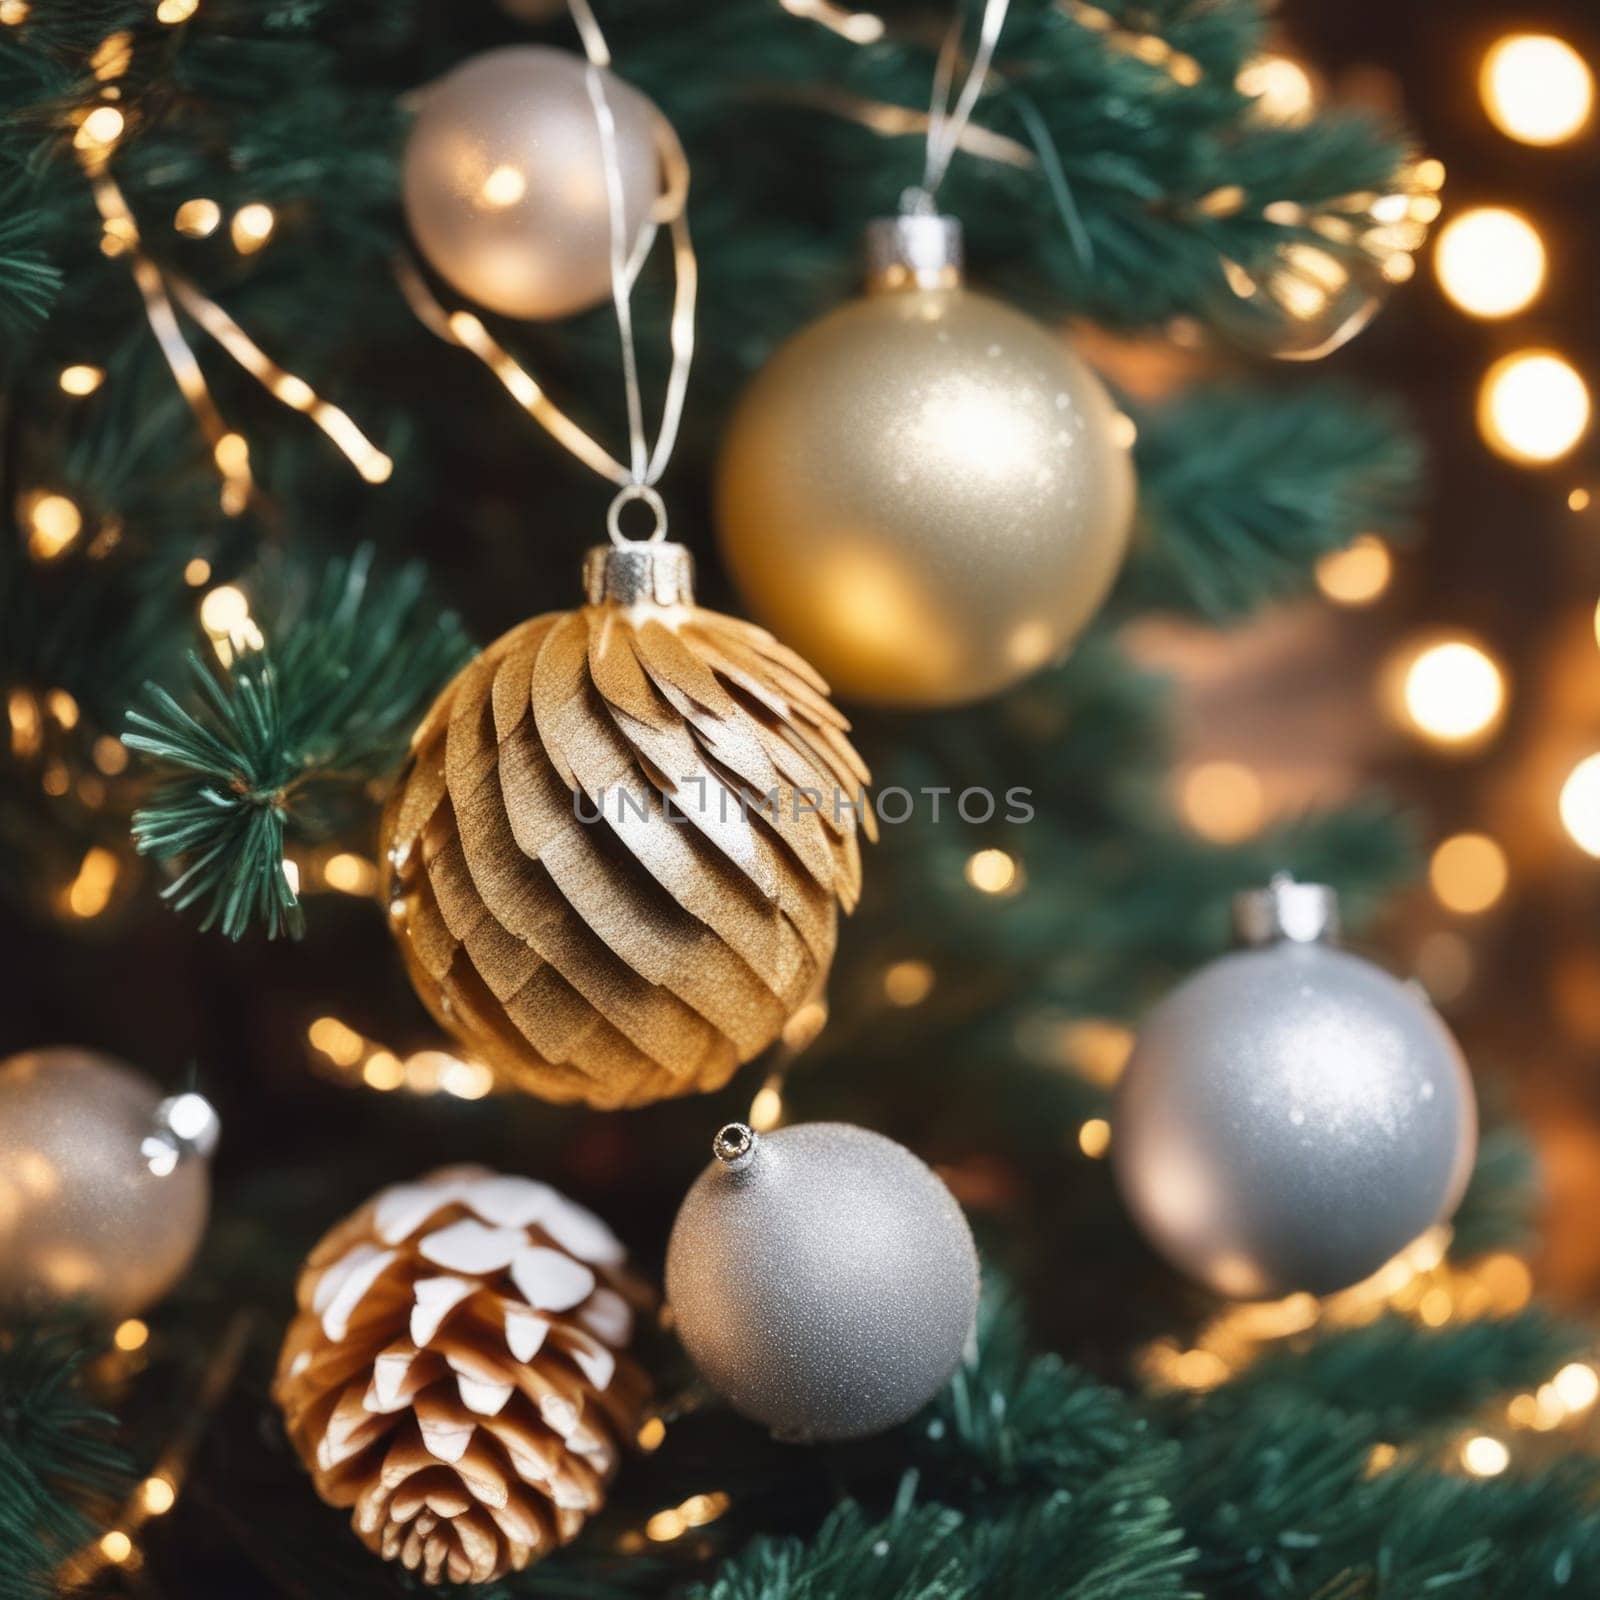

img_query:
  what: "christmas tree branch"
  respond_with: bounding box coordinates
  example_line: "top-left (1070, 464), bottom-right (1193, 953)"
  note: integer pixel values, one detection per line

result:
top-left (124, 547), bottom-right (471, 939)
top-left (1123, 383), bottom-right (1424, 621)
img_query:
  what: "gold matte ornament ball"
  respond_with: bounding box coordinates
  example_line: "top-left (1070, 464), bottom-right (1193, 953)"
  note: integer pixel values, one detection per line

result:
top-left (0, 1048), bottom-right (213, 1318)
top-left (381, 541), bottom-right (871, 1109)
top-left (716, 221), bottom-right (1136, 708)
top-left (402, 46), bottom-right (660, 321)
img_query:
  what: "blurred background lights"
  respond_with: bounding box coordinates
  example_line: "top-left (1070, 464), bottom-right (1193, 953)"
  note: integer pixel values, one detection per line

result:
top-left (1429, 833), bottom-right (1508, 914)
top-left (174, 197), bottom-right (221, 238)
top-left (1395, 638), bottom-right (1506, 747)
top-left (965, 848), bottom-right (1020, 895)
top-left (1178, 760), bottom-right (1265, 843)
top-left (1459, 1433), bottom-right (1510, 1477)
top-left (1315, 534), bottom-right (1392, 606)
top-left (1480, 35), bottom-right (1594, 147)
top-left (59, 364), bottom-right (105, 396)
top-left (1477, 351), bottom-right (1590, 464)
top-left (230, 202), bottom-right (276, 254)
top-left (1559, 754), bottom-right (1600, 857)
top-left (1434, 208), bottom-right (1545, 318)
top-left (1236, 54), bottom-right (1319, 125)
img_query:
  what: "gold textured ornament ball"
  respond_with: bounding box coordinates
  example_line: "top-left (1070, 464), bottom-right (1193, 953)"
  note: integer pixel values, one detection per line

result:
top-left (402, 46), bottom-right (661, 321)
top-left (381, 541), bottom-right (872, 1109)
top-left (0, 1048), bottom-right (213, 1318)
top-left (716, 217), bottom-right (1136, 707)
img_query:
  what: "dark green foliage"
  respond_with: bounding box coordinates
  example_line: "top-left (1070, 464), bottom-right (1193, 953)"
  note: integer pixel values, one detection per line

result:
top-left (125, 546), bottom-right (472, 937)
top-left (0, 1317), bottom-right (131, 1600)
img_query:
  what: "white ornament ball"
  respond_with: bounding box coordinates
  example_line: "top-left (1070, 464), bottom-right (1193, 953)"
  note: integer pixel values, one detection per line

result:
top-left (0, 1048), bottom-right (216, 1317)
top-left (1113, 881), bottom-right (1477, 1300)
top-left (402, 45), bottom-right (661, 321)
top-left (666, 1122), bottom-right (979, 1441)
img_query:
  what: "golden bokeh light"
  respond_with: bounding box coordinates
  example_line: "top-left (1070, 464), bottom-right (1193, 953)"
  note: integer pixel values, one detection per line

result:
top-left (1393, 638), bottom-right (1506, 747)
top-left (1481, 35), bottom-right (1594, 147)
top-left (1236, 55), bottom-right (1318, 125)
top-left (966, 848), bottom-right (1020, 895)
top-left (113, 1318), bottom-right (148, 1352)
top-left (1478, 351), bottom-right (1591, 463)
top-left (1559, 753), bottom-right (1600, 857)
top-left (748, 1084), bottom-right (783, 1131)
top-left (230, 202), bottom-right (276, 254)
top-left (1315, 534), bottom-right (1392, 607)
top-left (478, 164), bottom-right (526, 209)
top-left (1460, 1434), bottom-right (1511, 1477)
top-left (1429, 833), bottom-right (1508, 914)
top-left (99, 1531), bottom-right (133, 1564)
top-left (1077, 1118), bottom-right (1112, 1159)
top-left (24, 491), bottom-right (83, 560)
top-left (1179, 760), bottom-right (1265, 843)
top-left (142, 1476), bottom-right (177, 1515)
top-left (156, 0), bottom-right (198, 20)
top-left (74, 105), bottom-right (125, 152)
top-left (59, 364), bottom-right (105, 396)
top-left (174, 197), bottom-right (221, 238)
top-left (882, 958), bottom-right (934, 1007)
top-left (1434, 207), bottom-right (1546, 318)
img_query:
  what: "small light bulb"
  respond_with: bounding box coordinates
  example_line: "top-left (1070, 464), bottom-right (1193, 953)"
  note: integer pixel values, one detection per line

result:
top-left (1395, 638), bottom-right (1506, 747)
top-left (1479, 351), bottom-right (1591, 464)
top-left (1481, 35), bottom-right (1593, 146)
top-left (1434, 208), bottom-right (1546, 318)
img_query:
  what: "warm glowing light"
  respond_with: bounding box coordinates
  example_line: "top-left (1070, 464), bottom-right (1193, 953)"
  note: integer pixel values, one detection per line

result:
top-left (1573, 488), bottom-right (1593, 512)
top-left (213, 431), bottom-right (250, 476)
top-left (323, 852), bottom-right (378, 895)
top-left (1460, 1434), bottom-right (1510, 1477)
top-left (91, 31), bottom-right (132, 78)
top-left (1315, 535), bottom-right (1392, 607)
top-left (646, 1492), bottom-right (730, 1541)
top-left (174, 197), bottom-right (221, 238)
top-left (99, 1531), bottom-right (133, 1564)
top-left (1237, 55), bottom-right (1317, 125)
top-left (183, 557), bottom-right (211, 586)
top-left (748, 1085), bottom-right (783, 1131)
top-left (1077, 1118), bottom-right (1111, 1159)
top-left (74, 105), bottom-right (125, 151)
top-left (199, 584), bottom-right (249, 636)
top-left (1179, 760), bottom-right (1265, 843)
top-left (47, 688), bottom-right (78, 729)
top-left (308, 1016), bottom-right (363, 1067)
top-left (1429, 833), bottom-right (1509, 914)
top-left (25, 491), bottom-right (83, 560)
top-left (142, 1476), bottom-right (177, 1515)
top-left (1396, 639), bottom-right (1506, 747)
top-left (1478, 351), bottom-right (1590, 464)
top-left (1367, 1442), bottom-right (1399, 1476)
top-left (637, 1416), bottom-right (667, 1451)
top-left (1059, 1019), bottom-right (1134, 1087)
top-left (965, 848), bottom-right (1020, 895)
top-left (66, 846), bottom-right (119, 918)
top-left (1559, 754), bottom-right (1600, 856)
top-left (1434, 208), bottom-right (1546, 318)
top-left (1481, 35), bottom-right (1593, 146)
top-left (114, 1318), bottom-right (149, 1352)
top-left (362, 1051), bottom-right (405, 1091)
top-left (93, 735), bottom-right (128, 775)
top-left (59, 364), bottom-right (105, 396)
top-left (778, 0), bottom-right (884, 43)
top-left (1553, 1362), bottom-right (1600, 1414)
top-left (883, 958), bottom-right (934, 1007)
top-left (230, 202), bottom-right (276, 253)
top-left (478, 164), bottom-right (526, 209)
top-left (156, 0), bottom-right (198, 20)
top-left (0, 1), bottom-right (31, 23)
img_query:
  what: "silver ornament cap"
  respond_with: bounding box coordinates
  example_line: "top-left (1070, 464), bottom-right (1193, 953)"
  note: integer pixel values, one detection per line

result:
top-left (863, 198), bottom-right (965, 293)
top-left (665, 1121), bottom-right (979, 1441)
top-left (1112, 876), bottom-right (1478, 1300)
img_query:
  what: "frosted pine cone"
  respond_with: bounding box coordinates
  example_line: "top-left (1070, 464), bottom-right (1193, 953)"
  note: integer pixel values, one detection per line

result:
top-left (273, 1167), bottom-right (652, 1586)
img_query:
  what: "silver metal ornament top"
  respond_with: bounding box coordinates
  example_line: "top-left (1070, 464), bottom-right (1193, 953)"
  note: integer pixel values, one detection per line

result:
top-left (864, 209), bottom-right (965, 293)
top-left (713, 1122), bottom-right (758, 1171)
top-left (583, 540), bottom-right (695, 608)
top-left (141, 1090), bottom-right (221, 1177)
top-left (1232, 874), bottom-right (1341, 948)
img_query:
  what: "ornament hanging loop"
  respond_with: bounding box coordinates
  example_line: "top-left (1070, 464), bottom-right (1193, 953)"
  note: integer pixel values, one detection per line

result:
top-left (606, 482), bottom-right (668, 546)
top-left (922, 0), bottom-right (1010, 199)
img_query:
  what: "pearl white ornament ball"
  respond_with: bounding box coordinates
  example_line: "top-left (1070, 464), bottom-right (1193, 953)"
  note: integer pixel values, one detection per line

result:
top-left (0, 1048), bottom-right (216, 1317)
top-left (402, 45), bottom-right (661, 321)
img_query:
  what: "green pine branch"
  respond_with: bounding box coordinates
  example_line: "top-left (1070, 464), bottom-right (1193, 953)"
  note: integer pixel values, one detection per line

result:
top-left (124, 546), bottom-right (472, 939)
top-left (1123, 383), bottom-right (1424, 621)
top-left (0, 1317), bottom-right (132, 1600)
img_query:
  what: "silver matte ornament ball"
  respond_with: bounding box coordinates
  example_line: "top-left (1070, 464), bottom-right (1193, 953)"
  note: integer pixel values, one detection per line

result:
top-left (0, 1049), bottom-right (217, 1317)
top-left (1113, 879), bottom-right (1477, 1300)
top-left (402, 45), bottom-right (660, 321)
top-left (666, 1122), bottom-right (979, 1441)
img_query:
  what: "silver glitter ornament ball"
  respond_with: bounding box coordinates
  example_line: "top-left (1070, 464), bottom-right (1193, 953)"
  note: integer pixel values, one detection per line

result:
top-left (0, 1049), bottom-right (216, 1318)
top-left (666, 1122), bottom-right (979, 1441)
top-left (402, 46), bottom-right (660, 321)
top-left (1113, 880), bottom-right (1477, 1300)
